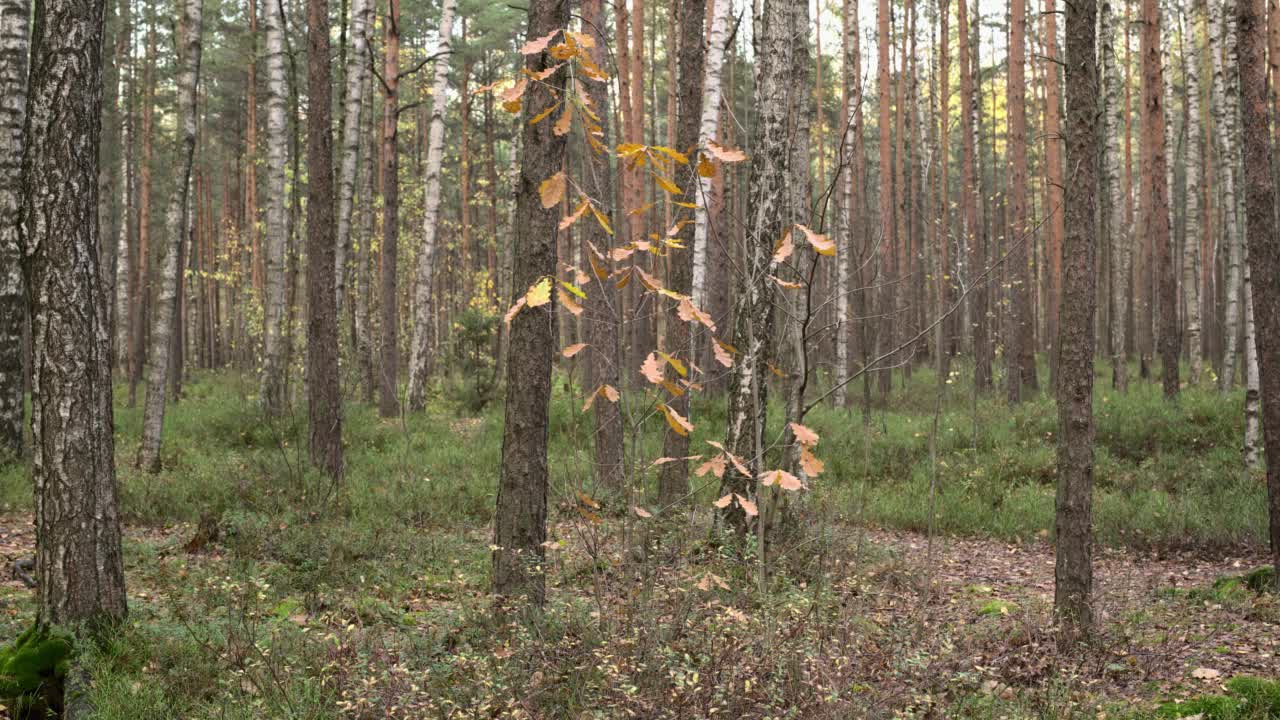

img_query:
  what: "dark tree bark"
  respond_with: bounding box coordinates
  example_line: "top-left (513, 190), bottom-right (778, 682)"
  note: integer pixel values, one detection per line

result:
top-left (378, 0), bottom-right (401, 418)
top-left (493, 0), bottom-right (569, 606)
top-left (1142, 0), bottom-right (1177, 397)
top-left (658, 0), bottom-right (705, 504)
top-left (1055, 0), bottom-right (1099, 646)
top-left (0, 0), bottom-right (29, 460)
top-left (306, 0), bottom-right (344, 481)
top-left (1239, 0), bottom-right (1280, 590)
top-left (581, 0), bottom-right (625, 491)
top-left (21, 0), bottom-right (128, 626)
top-left (1007, 0), bottom-right (1036, 402)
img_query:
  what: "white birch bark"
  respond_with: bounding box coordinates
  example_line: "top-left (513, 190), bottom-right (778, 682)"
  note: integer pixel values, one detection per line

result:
top-left (137, 0), bottom-right (203, 471)
top-left (405, 0), bottom-right (456, 412)
top-left (260, 0), bottom-right (289, 413)
top-left (115, 65), bottom-right (133, 372)
top-left (1209, 0), bottom-right (1242, 388)
top-left (1182, 8), bottom-right (1203, 384)
top-left (0, 0), bottom-right (29, 458)
top-left (333, 0), bottom-right (374, 313)
top-left (691, 0), bottom-right (731, 309)
top-left (1243, 248), bottom-right (1260, 471)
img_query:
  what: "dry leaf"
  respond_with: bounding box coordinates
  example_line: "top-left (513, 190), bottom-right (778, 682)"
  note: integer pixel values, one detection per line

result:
top-left (520, 29), bottom-right (560, 55)
top-left (640, 352), bottom-right (665, 384)
top-left (790, 422), bottom-right (820, 446)
top-left (735, 494), bottom-right (758, 517)
top-left (712, 493), bottom-right (733, 508)
top-left (562, 343), bottom-right (588, 358)
top-left (706, 140), bottom-right (747, 162)
top-left (539, 171), bottom-right (567, 208)
top-left (660, 403), bottom-right (693, 436)
top-left (800, 446), bottom-right (825, 478)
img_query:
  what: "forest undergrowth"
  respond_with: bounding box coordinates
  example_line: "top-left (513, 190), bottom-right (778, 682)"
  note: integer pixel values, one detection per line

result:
top-left (0, 363), bottom-right (1273, 719)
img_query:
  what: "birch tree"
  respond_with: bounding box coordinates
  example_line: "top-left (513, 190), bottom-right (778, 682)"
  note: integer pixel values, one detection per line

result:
top-left (114, 0), bottom-right (133, 372)
top-left (690, 0), bottom-right (730, 311)
top-left (1182, 7), bottom-right (1203, 384)
top-left (333, 0), bottom-right (375, 313)
top-left (21, 0), bottom-right (128, 626)
top-left (836, 0), bottom-right (863, 408)
top-left (137, 0), bottom-right (204, 472)
top-left (406, 0), bottom-right (457, 412)
top-left (261, 0), bottom-right (289, 414)
top-left (0, 0), bottom-right (28, 460)
top-left (1209, 0), bottom-right (1243, 389)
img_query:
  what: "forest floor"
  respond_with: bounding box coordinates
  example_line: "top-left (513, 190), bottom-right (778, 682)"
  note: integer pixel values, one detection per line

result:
top-left (0, 366), bottom-right (1275, 718)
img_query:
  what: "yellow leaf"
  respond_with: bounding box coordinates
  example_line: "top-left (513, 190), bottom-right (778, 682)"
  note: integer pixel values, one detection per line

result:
top-left (659, 403), bottom-right (693, 436)
top-left (559, 199), bottom-right (590, 230)
top-left (652, 145), bottom-right (690, 164)
top-left (525, 277), bottom-right (553, 307)
top-left (591, 206), bottom-right (613, 235)
top-left (797, 224), bottom-right (836, 256)
top-left (588, 252), bottom-right (609, 280)
top-left (559, 279), bottom-right (587, 299)
top-left (614, 267), bottom-right (632, 288)
top-left (501, 99), bottom-right (523, 114)
top-left (528, 100), bottom-right (561, 125)
top-left (553, 102), bottom-right (574, 136)
top-left (706, 140), bottom-right (747, 162)
top-left (600, 384), bottom-right (620, 402)
top-left (660, 379), bottom-right (686, 397)
top-left (539, 171), bottom-right (567, 209)
top-left (800, 446), bottom-right (825, 478)
top-left (674, 200), bottom-right (698, 209)
top-left (657, 351), bottom-right (687, 377)
top-left (640, 352), bottom-right (665, 384)
top-left (562, 343), bottom-right (588, 358)
top-left (558, 288), bottom-right (584, 316)
top-left (697, 155), bottom-right (717, 177)
top-left (520, 29), bottom-right (560, 55)
top-left (577, 490), bottom-right (601, 509)
top-left (654, 174), bottom-right (681, 195)
top-left (616, 142), bottom-right (646, 156)
top-left (789, 422), bottom-right (820, 446)
top-left (772, 230), bottom-right (794, 264)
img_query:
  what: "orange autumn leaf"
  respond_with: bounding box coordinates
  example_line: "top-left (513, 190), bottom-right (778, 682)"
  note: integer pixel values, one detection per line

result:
top-left (562, 343), bottom-right (588, 358)
top-left (503, 296), bottom-right (527, 324)
top-left (640, 352), bottom-right (665, 384)
top-left (677, 298), bottom-right (716, 331)
top-left (696, 455), bottom-right (728, 478)
top-left (558, 288), bottom-right (583, 316)
top-left (712, 339), bottom-right (734, 368)
top-left (706, 140), bottom-right (747, 162)
top-left (800, 446), bottom-right (825, 478)
top-left (659, 403), bottom-right (693, 436)
top-left (789, 422), bottom-right (820, 446)
top-left (553, 102), bottom-right (574, 137)
top-left (520, 29), bottom-right (560, 55)
top-left (735, 494), bottom-right (758, 517)
top-left (539, 171), bottom-right (567, 208)
top-left (761, 468), bottom-right (802, 491)
top-left (797, 224), bottom-right (836, 256)
top-left (772, 230), bottom-right (794, 264)
top-left (713, 493), bottom-right (733, 509)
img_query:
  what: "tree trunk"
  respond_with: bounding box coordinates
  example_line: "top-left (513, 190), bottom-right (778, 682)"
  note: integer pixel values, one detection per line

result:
top-left (960, 0), bottom-right (989, 390)
top-left (1055, 0), bottom-right (1098, 645)
top-left (1238, 0), bottom-right (1280, 591)
top-left (934, 0), bottom-right (951, 385)
top-left (1142, 0), bottom-right (1178, 398)
top-left (1042, 0), bottom-right (1064, 382)
top-left (306, 0), bottom-right (344, 482)
top-left (875, 0), bottom-right (894, 397)
top-left (657, 0), bottom-right (706, 504)
top-left (1103, 0), bottom-right (1131, 391)
top-left (1210, 0), bottom-right (1243, 389)
top-left (493, 0), bottom-right (569, 606)
top-left (0, 0), bottom-right (29, 459)
top-left (836, 0), bottom-right (864, 408)
top-left (1244, 252), bottom-right (1261, 470)
top-left (718, 0), bottom-right (791, 534)
top-left (580, 0), bottom-right (625, 492)
top-left (1182, 5), bottom-right (1204, 384)
top-left (378, 0), bottom-right (401, 418)
top-left (334, 0), bottom-right (374, 314)
top-left (355, 64), bottom-right (377, 405)
top-left (115, 3), bottom-right (133, 375)
top-left (137, 0), bottom-right (203, 472)
top-left (130, 5), bottom-right (157, 408)
top-left (261, 0), bottom-right (289, 414)
top-left (691, 0), bottom-right (730, 313)
top-left (406, 0), bottom-right (456, 411)
top-left (1007, 0), bottom-right (1034, 403)
top-left (22, 0), bottom-right (129, 626)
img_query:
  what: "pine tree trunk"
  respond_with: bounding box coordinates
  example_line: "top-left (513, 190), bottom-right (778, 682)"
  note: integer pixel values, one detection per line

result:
top-left (406, 0), bottom-right (456, 411)
top-left (580, 0), bottom-right (624, 491)
top-left (22, 0), bottom-right (129, 625)
top-left (334, 0), bottom-right (374, 314)
top-left (1007, 0), bottom-right (1034, 403)
top-left (378, 0), bottom-right (401, 418)
top-left (306, 0), bottom-right (344, 482)
top-left (876, 0), bottom-right (894, 397)
top-left (137, 0), bottom-right (203, 472)
top-left (657, 0), bottom-right (706, 503)
top-left (934, 0), bottom-right (951, 385)
top-left (261, 0), bottom-right (290, 414)
top-left (1238, 0), bottom-right (1280, 591)
top-left (130, 6), bottom-right (157, 408)
top-left (493, 0), bottom-right (569, 607)
top-left (0, 0), bottom-right (29, 460)
top-left (1043, 0), bottom-right (1064, 381)
top-left (1055, 0), bottom-right (1098, 645)
top-left (1210, 0), bottom-right (1243, 389)
top-left (1142, 0), bottom-right (1178, 398)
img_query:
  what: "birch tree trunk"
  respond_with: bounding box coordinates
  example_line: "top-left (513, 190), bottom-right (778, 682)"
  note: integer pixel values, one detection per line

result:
top-left (22, 0), bottom-right (128, 625)
top-left (113, 0), bottom-right (132, 371)
top-left (691, 0), bottom-right (730, 310)
top-left (1182, 6), bottom-right (1203, 384)
top-left (378, 0), bottom-right (401, 418)
top-left (835, 0), bottom-right (862, 408)
top-left (1237, 0), bottom-right (1280, 591)
top-left (0, 0), bottom-right (29, 460)
top-left (1210, 0), bottom-right (1243, 389)
top-left (355, 69), bottom-right (377, 405)
top-left (1103, 0), bottom-right (1129, 391)
top-left (406, 0), bottom-right (456, 412)
top-left (1244, 252), bottom-right (1260, 470)
top-left (1055, 0), bottom-right (1099, 645)
top-left (137, 0), bottom-right (203, 472)
top-left (333, 0), bottom-right (374, 313)
top-left (260, 0), bottom-right (289, 414)
top-left (718, 0), bottom-right (791, 534)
